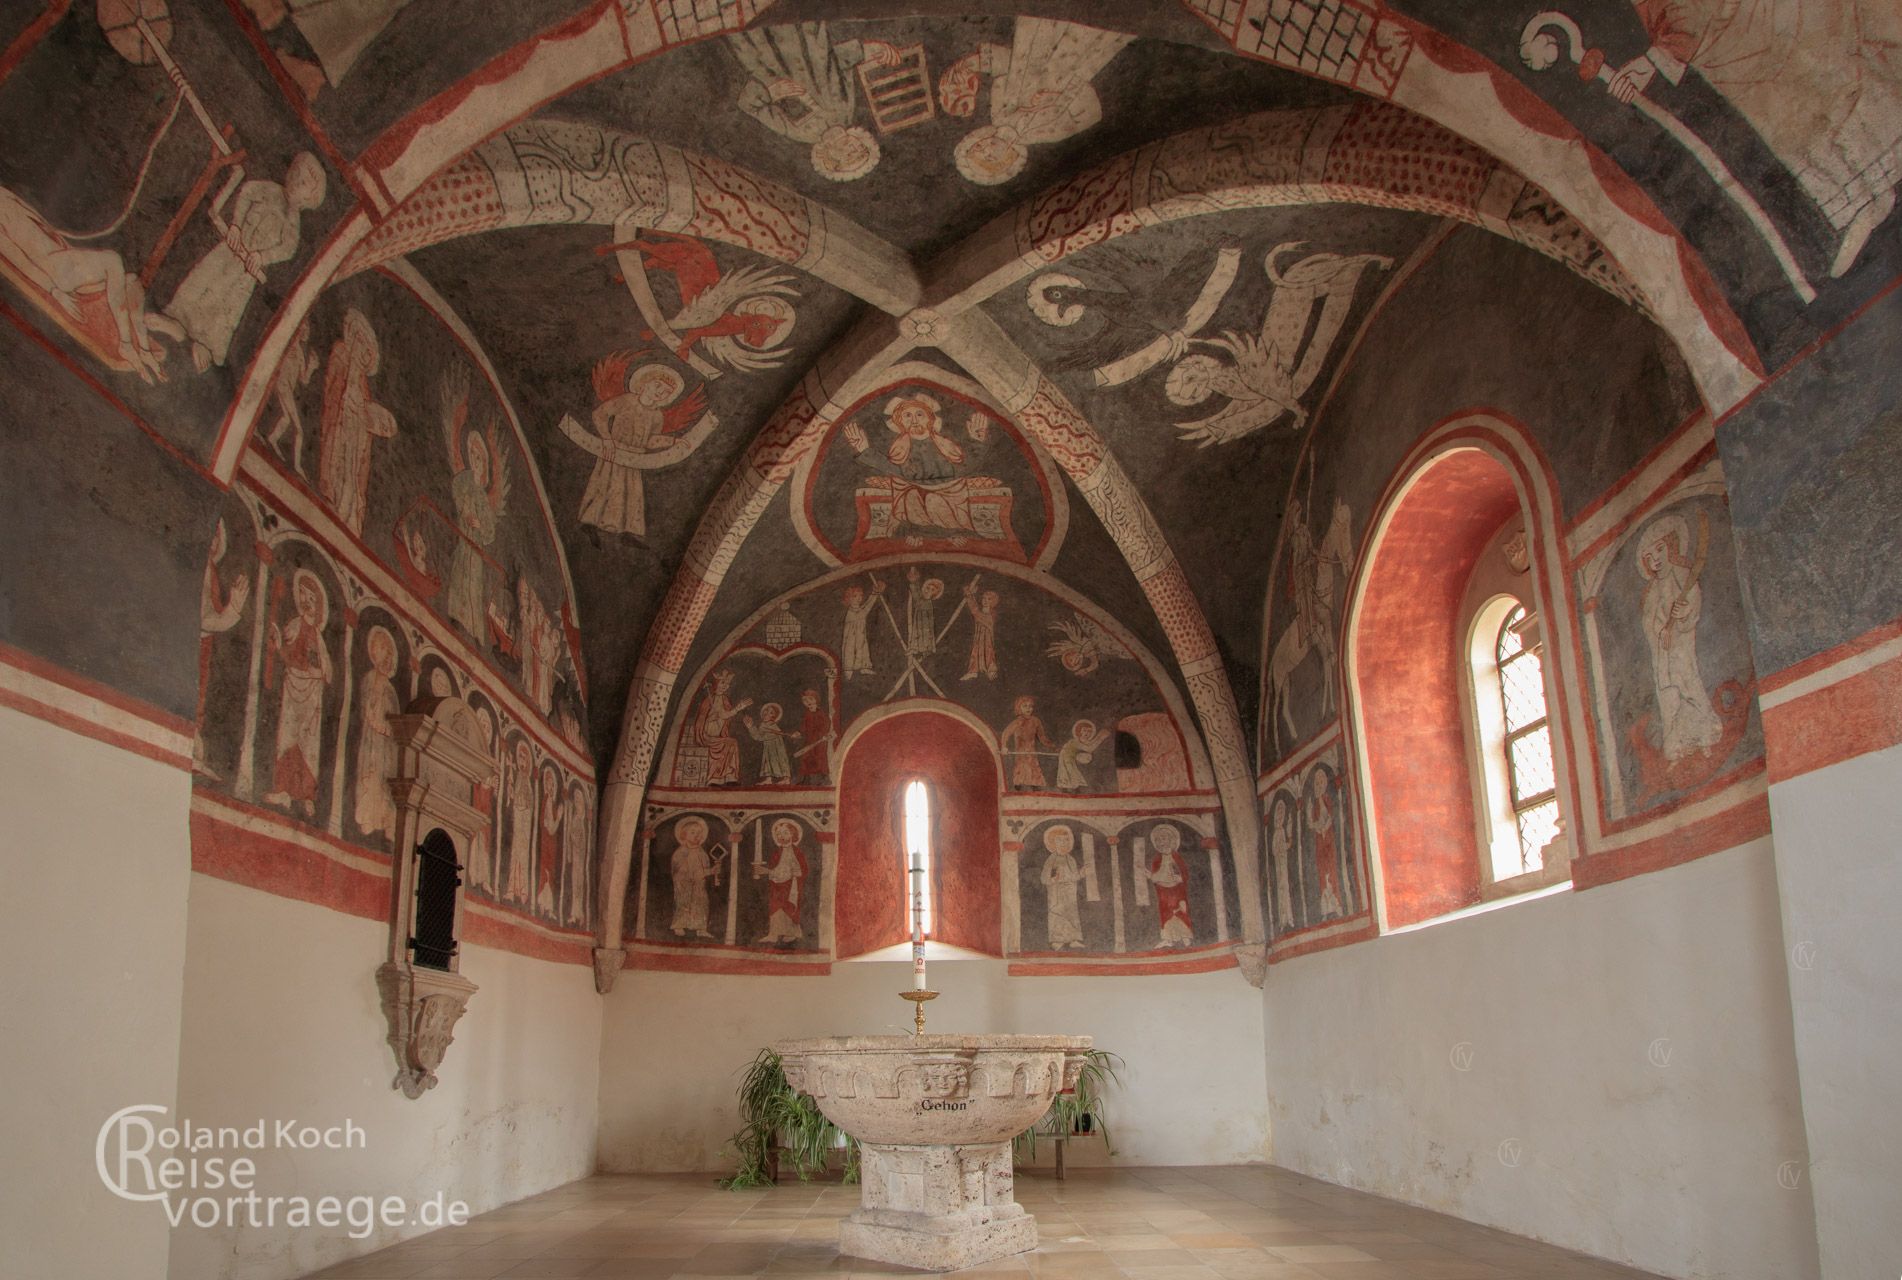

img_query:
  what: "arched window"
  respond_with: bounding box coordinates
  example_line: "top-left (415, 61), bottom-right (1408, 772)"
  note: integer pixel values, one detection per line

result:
top-left (1466, 598), bottom-right (1562, 889)
top-left (1349, 437), bottom-right (1576, 930)
top-left (411, 827), bottom-right (463, 970)
top-left (903, 778), bottom-right (933, 936)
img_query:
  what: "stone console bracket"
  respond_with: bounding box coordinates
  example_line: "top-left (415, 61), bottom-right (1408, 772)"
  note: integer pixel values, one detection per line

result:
top-left (376, 962), bottom-right (476, 1099)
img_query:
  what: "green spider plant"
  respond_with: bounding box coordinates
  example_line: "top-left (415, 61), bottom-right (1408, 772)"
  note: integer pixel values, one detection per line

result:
top-left (719, 1049), bottom-right (859, 1188)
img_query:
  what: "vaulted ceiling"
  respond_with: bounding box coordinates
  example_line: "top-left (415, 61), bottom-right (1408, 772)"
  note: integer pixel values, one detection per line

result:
top-left (5, 0), bottom-right (1896, 834)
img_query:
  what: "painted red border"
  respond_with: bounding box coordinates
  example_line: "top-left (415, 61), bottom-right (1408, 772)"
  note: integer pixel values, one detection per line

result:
top-left (191, 796), bottom-right (595, 966)
top-left (1266, 920), bottom-right (1381, 963)
top-left (1571, 792), bottom-right (1771, 888)
top-left (630, 949), bottom-right (832, 977)
top-left (0, 641), bottom-right (192, 769)
top-left (1764, 648), bottom-right (1902, 783)
top-left (1008, 951), bottom-right (1236, 977)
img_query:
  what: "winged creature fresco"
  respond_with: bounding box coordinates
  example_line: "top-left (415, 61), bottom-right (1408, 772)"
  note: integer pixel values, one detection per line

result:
top-left (556, 351), bottom-right (717, 537)
top-left (439, 366), bottom-right (511, 640)
top-left (1045, 611), bottom-right (1130, 677)
top-left (1025, 244), bottom-right (1242, 387)
top-left (598, 230), bottom-right (799, 379)
top-left (1164, 243), bottom-right (1392, 445)
top-left (1028, 241), bottom-right (1390, 447)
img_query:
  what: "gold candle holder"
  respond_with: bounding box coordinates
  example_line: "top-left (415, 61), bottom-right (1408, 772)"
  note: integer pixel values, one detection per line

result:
top-left (900, 989), bottom-right (937, 1035)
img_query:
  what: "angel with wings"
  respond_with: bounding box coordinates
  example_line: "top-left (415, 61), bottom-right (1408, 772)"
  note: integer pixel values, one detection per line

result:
top-left (1163, 243), bottom-right (1390, 446)
top-left (557, 353), bottom-right (714, 537)
top-left (598, 230), bottom-right (799, 380)
top-left (440, 366), bottom-right (510, 639)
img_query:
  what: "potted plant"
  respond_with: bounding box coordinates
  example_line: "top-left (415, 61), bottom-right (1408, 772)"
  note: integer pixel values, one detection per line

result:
top-left (1014, 1048), bottom-right (1124, 1162)
top-left (720, 1049), bottom-right (859, 1188)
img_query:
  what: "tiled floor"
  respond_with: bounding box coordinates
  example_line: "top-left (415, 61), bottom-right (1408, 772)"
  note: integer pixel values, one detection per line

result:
top-left (307, 1167), bottom-right (1667, 1279)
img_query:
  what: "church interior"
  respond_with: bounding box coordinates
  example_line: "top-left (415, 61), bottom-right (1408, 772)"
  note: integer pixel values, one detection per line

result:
top-left (2, 2), bottom-right (1898, 1278)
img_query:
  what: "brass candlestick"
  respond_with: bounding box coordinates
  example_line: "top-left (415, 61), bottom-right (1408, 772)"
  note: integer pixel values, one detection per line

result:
top-left (901, 989), bottom-right (938, 1035)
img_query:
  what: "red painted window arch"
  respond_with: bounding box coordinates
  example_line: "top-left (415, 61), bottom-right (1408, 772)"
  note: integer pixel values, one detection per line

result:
top-left (834, 708), bottom-right (1001, 958)
top-left (1347, 436), bottom-right (1574, 929)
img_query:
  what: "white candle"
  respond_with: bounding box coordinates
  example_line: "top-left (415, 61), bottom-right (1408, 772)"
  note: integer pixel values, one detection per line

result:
top-left (911, 851), bottom-right (927, 989)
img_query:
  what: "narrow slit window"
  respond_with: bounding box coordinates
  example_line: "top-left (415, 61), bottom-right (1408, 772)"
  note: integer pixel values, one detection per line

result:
top-left (903, 779), bottom-right (932, 936)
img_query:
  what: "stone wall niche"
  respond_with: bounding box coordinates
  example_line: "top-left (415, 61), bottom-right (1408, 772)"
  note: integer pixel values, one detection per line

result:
top-left (375, 694), bottom-right (492, 1099)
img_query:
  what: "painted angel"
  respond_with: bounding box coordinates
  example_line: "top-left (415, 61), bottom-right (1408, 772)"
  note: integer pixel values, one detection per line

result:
top-left (943, 19), bottom-right (1132, 185)
top-left (557, 353), bottom-right (715, 537)
top-left (439, 366), bottom-right (509, 639)
top-left (727, 22), bottom-right (896, 181)
top-left (1164, 243), bottom-right (1391, 445)
top-left (599, 230), bottom-right (798, 379)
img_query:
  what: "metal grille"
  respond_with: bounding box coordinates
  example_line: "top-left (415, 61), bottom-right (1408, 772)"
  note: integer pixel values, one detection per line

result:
top-left (411, 828), bottom-right (462, 970)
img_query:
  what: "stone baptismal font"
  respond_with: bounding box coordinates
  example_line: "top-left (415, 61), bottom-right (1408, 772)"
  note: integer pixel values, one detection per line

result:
top-left (773, 1033), bottom-right (1092, 1271)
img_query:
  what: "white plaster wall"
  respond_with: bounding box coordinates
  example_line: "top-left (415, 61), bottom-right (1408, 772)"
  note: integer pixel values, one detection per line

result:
top-left (1767, 742), bottom-right (1902, 1280)
top-left (0, 707), bottom-right (193, 1280)
top-left (598, 958), bottom-right (1268, 1172)
top-left (1262, 837), bottom-right (1819, 1280)
top-left (166, 875), bottom-right (603, 1280)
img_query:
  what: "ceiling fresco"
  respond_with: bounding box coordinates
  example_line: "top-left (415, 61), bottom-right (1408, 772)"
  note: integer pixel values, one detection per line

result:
top-left (553, 12), bottom-right (1357, 258)
top-left (5, 3), bottom-right (1898, 960)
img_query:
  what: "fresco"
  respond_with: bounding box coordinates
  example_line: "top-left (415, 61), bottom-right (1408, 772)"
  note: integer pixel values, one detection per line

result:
top-left (1576, 462), bottom-right (1763, 822)
top-left (633, 807), bottom-right (827, 955)
top-left (1011, 812), bottom-right (1233, 958)
top-left (1256, 228), bottom-right (1705, 763)
top-left (185, 261), bottom-right (595, 938)
top-left (988, 208), bottom-right (1440, 736)
top-left (795, 376), bottom-right (1063, 568)
top-left (660, 561), bottom-right (1191, 795)
top-left (419, 225), bottom-right (862, 764)
top-left (618, 556), bottom-right (1236, 971)
top-left (1391, 0), bottom-right (1902, 361)
top-left (192, 479), bottom-right (596, 934)
top-left (1260, 742), bottom-right (1366, 940)
top-left (556, 13), bottom-right (1360, 256)
top-left (257, 266), bottom-right (587, 730)
top-left (0, 1), bottom-right (344, 462)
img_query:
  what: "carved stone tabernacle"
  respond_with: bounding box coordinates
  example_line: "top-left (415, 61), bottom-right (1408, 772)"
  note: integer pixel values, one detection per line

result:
top-left (376, 694), bottom-right (493, 1098)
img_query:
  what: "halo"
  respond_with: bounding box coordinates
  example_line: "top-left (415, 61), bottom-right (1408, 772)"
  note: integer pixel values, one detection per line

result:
top-left (1149, 822), bottom-right (1182, 853)
top-left (291, 568), bottom-right (329, 630)
top-left (811, 125), bottom-right (880, 182)
top-left (629, 363), bottom-right (686, 405)
top-left (366, 624), bottom-right (396, 670)
top-left (883, 393), bottom-right (941, 433)
top-left (1636, 513), bottom-right (1691, 575)
top-left (954, 125), bottom-right (1027, 186)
